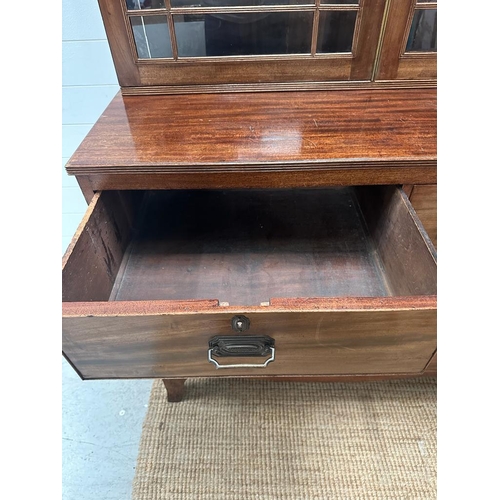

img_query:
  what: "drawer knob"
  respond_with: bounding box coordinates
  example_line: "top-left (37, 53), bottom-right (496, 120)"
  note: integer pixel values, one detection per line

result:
top-left (208, 335), bottom-right (275, 369)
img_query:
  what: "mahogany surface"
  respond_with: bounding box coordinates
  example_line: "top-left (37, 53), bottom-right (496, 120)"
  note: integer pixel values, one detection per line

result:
top-left (65, 90), bottom-right (436, 187)
top-left (63, 307), bottom-right (436, 379)
top-left (82, 168), bottom-right (436, 192)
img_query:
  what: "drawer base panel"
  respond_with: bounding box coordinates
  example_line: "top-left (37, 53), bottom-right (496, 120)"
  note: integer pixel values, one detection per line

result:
top-left (111, 188), bottom-right (392, 305)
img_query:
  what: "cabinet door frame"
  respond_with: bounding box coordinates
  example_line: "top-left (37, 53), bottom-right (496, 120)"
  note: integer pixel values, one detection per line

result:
top-left (98, 0), bottom-right (387, 92)
top-left (375, 0), bottom-right (436, 81)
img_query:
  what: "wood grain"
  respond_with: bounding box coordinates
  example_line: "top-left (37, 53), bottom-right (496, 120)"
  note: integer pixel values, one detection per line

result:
top-left (137, 58), bottom-right (354, 86)
top-left (350, 0), bottom-right (386, 80)
top-left (409, 184), bottom-right (437, 247)
top-left (375, 0), bottom-right (414, 80)
top-left (356, 186), bottom-right (436, 296)
top-left (84, 166), bottom-right (436, 191)
top-left (397, 54), bottom-right (437, 80)
top-left (120, 80), bottom-right (437, 95)
top-left (63, 307), bottom-right (436, 379)
top-left (65, 90), bottom-right (436, 187)
top-left (62, 191), bottom-right (140, 302)
top-left (110, 188), bottom-right (390, 305)
top-left (63, 295), bottom-right (436, 318)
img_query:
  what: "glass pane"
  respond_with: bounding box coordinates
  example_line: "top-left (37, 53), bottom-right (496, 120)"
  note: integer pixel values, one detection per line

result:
top-left (317, 11), bottom-right (357, 53)
top-left (126, 0), bottom-right (165, 9)
top-left (171, 1), bottom-right (313, 6)
top-left (321, 1), bottom-right (359, 4)
top-left (131, 16), bottom-right (173, 58)
top-left (406, 9), bottom-right (437, 51)
top-left (174, 12), bottom-right (313, 57)
top-left (417, 1), bottom-right (436, 3)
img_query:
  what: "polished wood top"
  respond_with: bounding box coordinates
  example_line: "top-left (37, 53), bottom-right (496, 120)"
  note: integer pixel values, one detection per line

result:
top-left (66, 89), bottom-right (436, 179)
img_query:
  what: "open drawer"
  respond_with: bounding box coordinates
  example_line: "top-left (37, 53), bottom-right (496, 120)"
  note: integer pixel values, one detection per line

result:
top-left (62, 186), bottom-right (436, 380)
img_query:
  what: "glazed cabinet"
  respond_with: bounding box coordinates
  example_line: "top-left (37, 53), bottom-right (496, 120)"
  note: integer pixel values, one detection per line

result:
top-left (97, 0), bottom-right (436, 91)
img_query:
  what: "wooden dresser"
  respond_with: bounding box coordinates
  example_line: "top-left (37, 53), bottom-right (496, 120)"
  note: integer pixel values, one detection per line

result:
top-left (62, 0), bottom-right (437, 401)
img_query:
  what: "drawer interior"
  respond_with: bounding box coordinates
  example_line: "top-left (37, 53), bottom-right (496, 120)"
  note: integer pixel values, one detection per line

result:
top-left (63, 186), bottom-right (436, 306)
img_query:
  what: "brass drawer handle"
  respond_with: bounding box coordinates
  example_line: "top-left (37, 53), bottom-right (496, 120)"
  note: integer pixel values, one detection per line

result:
top-left (208, 335), bottom-right (275, 369)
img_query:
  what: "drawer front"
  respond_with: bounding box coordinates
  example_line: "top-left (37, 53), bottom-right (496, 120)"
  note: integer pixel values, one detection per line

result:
top-left (63, 302), bottom-right (436, 379)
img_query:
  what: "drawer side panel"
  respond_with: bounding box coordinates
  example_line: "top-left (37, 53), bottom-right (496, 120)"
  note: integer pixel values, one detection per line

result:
top-left (409, 184), bottom-right (437, 248)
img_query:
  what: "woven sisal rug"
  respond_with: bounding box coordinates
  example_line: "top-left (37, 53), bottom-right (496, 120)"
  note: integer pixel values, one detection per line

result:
top-left (132, 378), bottom-right (436, 500)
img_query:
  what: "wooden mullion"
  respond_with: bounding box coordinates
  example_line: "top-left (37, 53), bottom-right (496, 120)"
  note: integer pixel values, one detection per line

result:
top-left (137, 53), bottom-right (353, 64)
top-left (311, 0), bottom-right (321, 56)
top-left (415, 2), bottom-right (437, 9)
top-left (400, 1), bottom-right (417, 56)
top-left (371, 0), bottom-right (391, 81)
top-left (146, 53), bottom-right (314, 66)
top-left (124, 4), bottom-right (366, 15)
top-left (170, 6), bottom-right (316, 15)
top-left (165, 0), bottom-right (178, 60)
top-left (313, 53), bottom-right (352, 59)
top-left (350, 0), bottom-right (386, 80)
top-left (318, 5), bottom-right (360, 11)
top-left (127, 8), bottom-right (167, 17)
top-left (401, 52), bottom-right (436, 59)
top-left (350, 0), bottom-right (364, 57)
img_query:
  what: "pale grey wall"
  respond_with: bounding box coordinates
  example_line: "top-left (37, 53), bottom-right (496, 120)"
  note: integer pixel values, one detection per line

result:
top-left (62, 0), bottom-right (120, 254)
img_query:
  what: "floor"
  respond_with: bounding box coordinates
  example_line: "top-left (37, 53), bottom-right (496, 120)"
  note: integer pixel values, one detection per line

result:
top-left (62, 359), bottom-right (152, 499)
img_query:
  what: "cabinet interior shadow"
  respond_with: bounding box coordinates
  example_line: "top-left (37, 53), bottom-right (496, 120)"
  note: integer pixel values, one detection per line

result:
top-left (106, 187), bottom-right (435, 305)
